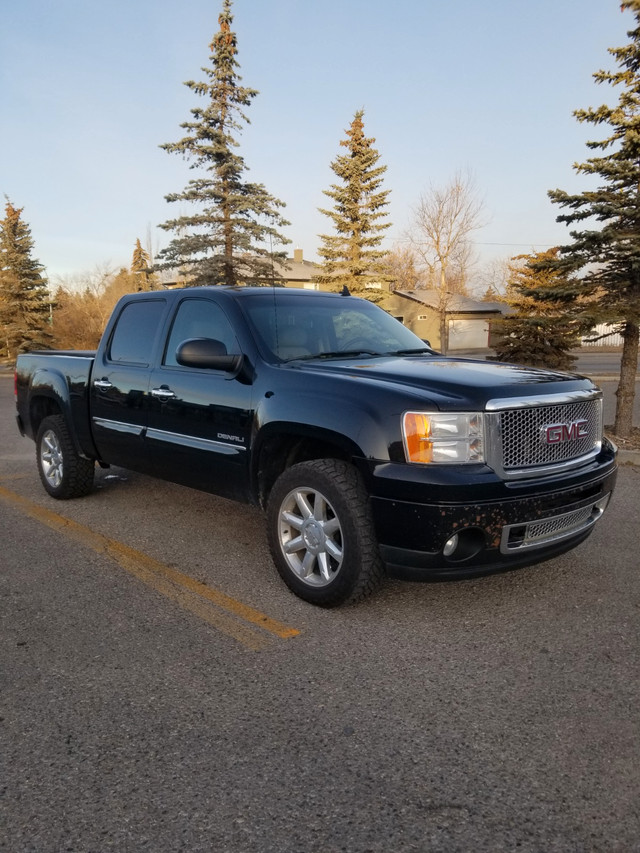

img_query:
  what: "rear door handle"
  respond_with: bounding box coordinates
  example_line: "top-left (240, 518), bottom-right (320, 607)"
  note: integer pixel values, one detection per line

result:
top-left (151, 386), bottom-right (176, 400)
top-left (93, 379), bottom-right (112, 390)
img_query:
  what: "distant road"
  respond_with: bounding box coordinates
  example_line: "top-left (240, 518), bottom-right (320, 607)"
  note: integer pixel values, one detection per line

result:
top-left (1, 349), bottom-right (637, 378)
top-left (568, 350), bottom-right (638, 377)
top-left (451, 349), bottom-right (639, 425)
top-left (451, 348), bottom-right (638, 378)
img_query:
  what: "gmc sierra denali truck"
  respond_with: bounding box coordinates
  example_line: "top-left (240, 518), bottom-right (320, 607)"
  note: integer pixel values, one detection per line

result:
top-left (15, 286), bottom-right (618, 606)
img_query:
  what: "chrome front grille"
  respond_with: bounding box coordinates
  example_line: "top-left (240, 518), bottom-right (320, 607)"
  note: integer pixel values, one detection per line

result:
top-left (486, 390), bottom-right (603, 479)
top-left (500, 400), bottom-right (600, 468)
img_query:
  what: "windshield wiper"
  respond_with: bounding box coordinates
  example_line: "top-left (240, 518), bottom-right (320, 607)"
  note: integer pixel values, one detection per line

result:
top-left (385, 347), bottom-right (435, 355)
top-left (284, 349), bottom-right (382, 362)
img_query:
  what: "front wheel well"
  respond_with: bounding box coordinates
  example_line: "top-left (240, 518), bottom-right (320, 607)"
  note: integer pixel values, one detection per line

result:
top-left (256, 434), bottom-right (353, 508)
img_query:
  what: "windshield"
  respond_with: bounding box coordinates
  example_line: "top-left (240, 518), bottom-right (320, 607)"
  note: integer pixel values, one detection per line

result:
top-left (243, 293), bottom-right (432, 362)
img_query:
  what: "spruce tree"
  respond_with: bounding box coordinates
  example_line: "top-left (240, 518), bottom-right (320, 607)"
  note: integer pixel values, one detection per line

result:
top-left (490, 249), bottom-right (582, 372)
top-left (0, 200), bottom-right (52, 361)
top-left (157, 0), bottom-right (289, 287)
top-left (316, 110), bottom-right (391, 298)
top-left (548, 0), bottom-right (640, 437)
top-left (131, 238), bottom-right (158, 291)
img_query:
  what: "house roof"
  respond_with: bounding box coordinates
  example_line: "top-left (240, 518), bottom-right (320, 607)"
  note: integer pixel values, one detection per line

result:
top-left (156, 251), bottom-right (319, 287)
top-left (274, 257), bottom-right (318, 282)
top-left (395, 289), bottom-right (505, 314)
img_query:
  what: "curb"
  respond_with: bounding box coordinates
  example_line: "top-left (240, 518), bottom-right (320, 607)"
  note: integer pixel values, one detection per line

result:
top-left (589, 374), bottom-right (639, 382)
top-left (617, 449), bottom-right (640, 467)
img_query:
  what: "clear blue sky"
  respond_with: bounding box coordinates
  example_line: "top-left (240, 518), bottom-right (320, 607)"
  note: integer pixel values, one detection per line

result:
top-left (0, 0), bottom-right (631, 283)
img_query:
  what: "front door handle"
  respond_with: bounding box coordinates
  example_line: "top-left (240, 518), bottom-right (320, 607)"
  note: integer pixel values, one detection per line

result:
top-left (93, 378), bottom-right (113, 390)
top-left (151, 386), bottom-right (176, 400)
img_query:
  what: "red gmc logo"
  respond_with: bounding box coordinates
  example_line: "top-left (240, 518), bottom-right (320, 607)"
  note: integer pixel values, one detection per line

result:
top-left (542, 420), bottom-right (589, 444)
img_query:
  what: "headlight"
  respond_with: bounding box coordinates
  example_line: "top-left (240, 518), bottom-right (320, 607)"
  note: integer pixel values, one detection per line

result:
top-left (402, 412), bottom-right (485, 464)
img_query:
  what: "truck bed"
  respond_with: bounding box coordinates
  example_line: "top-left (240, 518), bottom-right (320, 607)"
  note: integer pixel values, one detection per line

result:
top-left (15, 351), bottom-right (97, 459)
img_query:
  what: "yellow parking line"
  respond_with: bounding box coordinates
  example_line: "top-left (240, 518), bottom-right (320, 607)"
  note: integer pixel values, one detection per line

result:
top-left (0, 484), bottom-right (301, 651)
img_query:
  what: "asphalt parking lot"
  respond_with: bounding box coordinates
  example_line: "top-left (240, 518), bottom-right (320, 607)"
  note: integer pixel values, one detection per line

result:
top-left (1, 369), bottom-right (638, 852)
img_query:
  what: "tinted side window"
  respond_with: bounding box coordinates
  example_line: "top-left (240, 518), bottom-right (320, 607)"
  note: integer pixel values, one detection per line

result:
top-left (164, 299), bottom-right (239, 367)
top-left (109, 300), bottom-right (166, 365)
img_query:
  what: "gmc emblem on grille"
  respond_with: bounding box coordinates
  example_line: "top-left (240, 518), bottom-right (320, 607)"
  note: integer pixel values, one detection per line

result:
top-left (541, 420), bottom-right (589, 444)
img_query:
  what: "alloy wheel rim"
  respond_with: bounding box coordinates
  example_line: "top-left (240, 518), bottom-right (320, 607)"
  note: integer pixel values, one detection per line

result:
top-left (278, 486), bottom-right (344, 587)
top-left (41, 429), bottom-right (63, 488)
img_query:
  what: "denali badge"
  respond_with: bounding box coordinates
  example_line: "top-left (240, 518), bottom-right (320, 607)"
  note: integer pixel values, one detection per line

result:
top-left (541, 420), bottom-right (589, 444)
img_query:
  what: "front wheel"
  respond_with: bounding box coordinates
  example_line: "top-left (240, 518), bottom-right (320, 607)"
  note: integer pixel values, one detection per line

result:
top-left (266, 459), bottom-right (384, 606)
top-left (36, 415), bottom-right (95, 499)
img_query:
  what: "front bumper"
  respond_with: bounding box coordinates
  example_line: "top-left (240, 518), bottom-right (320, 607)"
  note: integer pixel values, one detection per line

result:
top-left (367, 446), bottom-right (618, 579)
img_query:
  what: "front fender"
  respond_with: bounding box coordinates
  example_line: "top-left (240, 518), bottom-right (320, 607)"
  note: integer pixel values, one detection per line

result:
top-left (254, 389), bottom-right (401, 461)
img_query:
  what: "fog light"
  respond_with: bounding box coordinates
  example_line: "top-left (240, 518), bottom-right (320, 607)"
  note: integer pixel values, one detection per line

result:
top-left (443, 533), bottom-right (459, 557)
top-left (442, 528), bottom-right (485, 562)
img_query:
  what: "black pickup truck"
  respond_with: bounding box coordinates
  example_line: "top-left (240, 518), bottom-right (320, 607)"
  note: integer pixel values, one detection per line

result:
top-left (15, 286), bottom-right (617, 605)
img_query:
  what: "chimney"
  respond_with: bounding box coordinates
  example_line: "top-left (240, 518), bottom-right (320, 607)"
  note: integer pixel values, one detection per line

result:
top-left (293, 248), bottom-right (303, 263)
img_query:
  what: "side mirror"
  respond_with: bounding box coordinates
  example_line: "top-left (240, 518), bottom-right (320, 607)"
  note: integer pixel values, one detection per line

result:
top-left (176, 338), bottom-right (243, 372)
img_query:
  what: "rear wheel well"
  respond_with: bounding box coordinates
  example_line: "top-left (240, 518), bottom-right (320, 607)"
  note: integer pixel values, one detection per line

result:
top-left (30, 396), bottom-right (63, 437)
top-left (256, 435), bottom-right (352, 509)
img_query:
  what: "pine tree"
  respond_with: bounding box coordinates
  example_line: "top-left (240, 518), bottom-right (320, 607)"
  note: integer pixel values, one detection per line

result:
top-left (316, 110), bottom-right (391, 299)
top-left (131, 238), bottom-right (158, 291)
top-left (490, 249), bottom-right (582, 371)
top-left (157, 0), bottom-right (289, 287)
top-left (0, 200), bottom-right (52, 361)
top-left (481, 285), bottom-right (500, 302)
top-left (548, 0), bottom-right (640, 437)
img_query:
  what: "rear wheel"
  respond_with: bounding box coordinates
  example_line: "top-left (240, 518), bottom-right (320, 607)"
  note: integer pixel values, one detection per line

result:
top-left (266, 459), bottom-right (384, 606)
top-left (36, 415), bottom-right (95, 499)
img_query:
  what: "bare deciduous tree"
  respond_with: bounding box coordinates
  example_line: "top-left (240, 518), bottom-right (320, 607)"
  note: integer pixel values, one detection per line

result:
top-left (382, 245), bottom-right (425, 291)
top-left (476, 255), bottom-right (512, 301)
top-left (408, 171), bottom-right (486, 352)
top-left (50, 264), bottom-right (125, 349)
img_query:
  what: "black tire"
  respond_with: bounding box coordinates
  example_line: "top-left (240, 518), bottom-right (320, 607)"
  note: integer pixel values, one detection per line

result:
top-left (36, 414), bottom-right (95, 499)
top-left (266, 459), bottom-right (384, 606)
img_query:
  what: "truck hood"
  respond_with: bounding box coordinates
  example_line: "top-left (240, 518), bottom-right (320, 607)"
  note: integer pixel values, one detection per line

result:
top-left (292, 355), bottom-right (590, 405)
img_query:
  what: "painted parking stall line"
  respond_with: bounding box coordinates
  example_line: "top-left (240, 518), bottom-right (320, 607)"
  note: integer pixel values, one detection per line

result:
top-left (0, 483), bottom-right (301, 651)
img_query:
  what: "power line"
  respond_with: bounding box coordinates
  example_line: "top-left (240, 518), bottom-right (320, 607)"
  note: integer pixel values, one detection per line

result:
top-left (474, 241), bottom-right (557, 247)
top-left (387, 236), bottom-right (559, 248)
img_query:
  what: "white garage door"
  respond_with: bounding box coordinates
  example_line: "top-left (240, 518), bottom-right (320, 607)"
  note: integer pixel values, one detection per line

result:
top-left (448, 319), bottom-right (490, 349)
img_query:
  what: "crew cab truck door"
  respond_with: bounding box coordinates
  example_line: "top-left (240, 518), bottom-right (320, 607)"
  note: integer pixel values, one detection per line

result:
top-left (90, 296), bottom-right (167, 474)
top-left (146, 296), bottom-right (253, 502)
